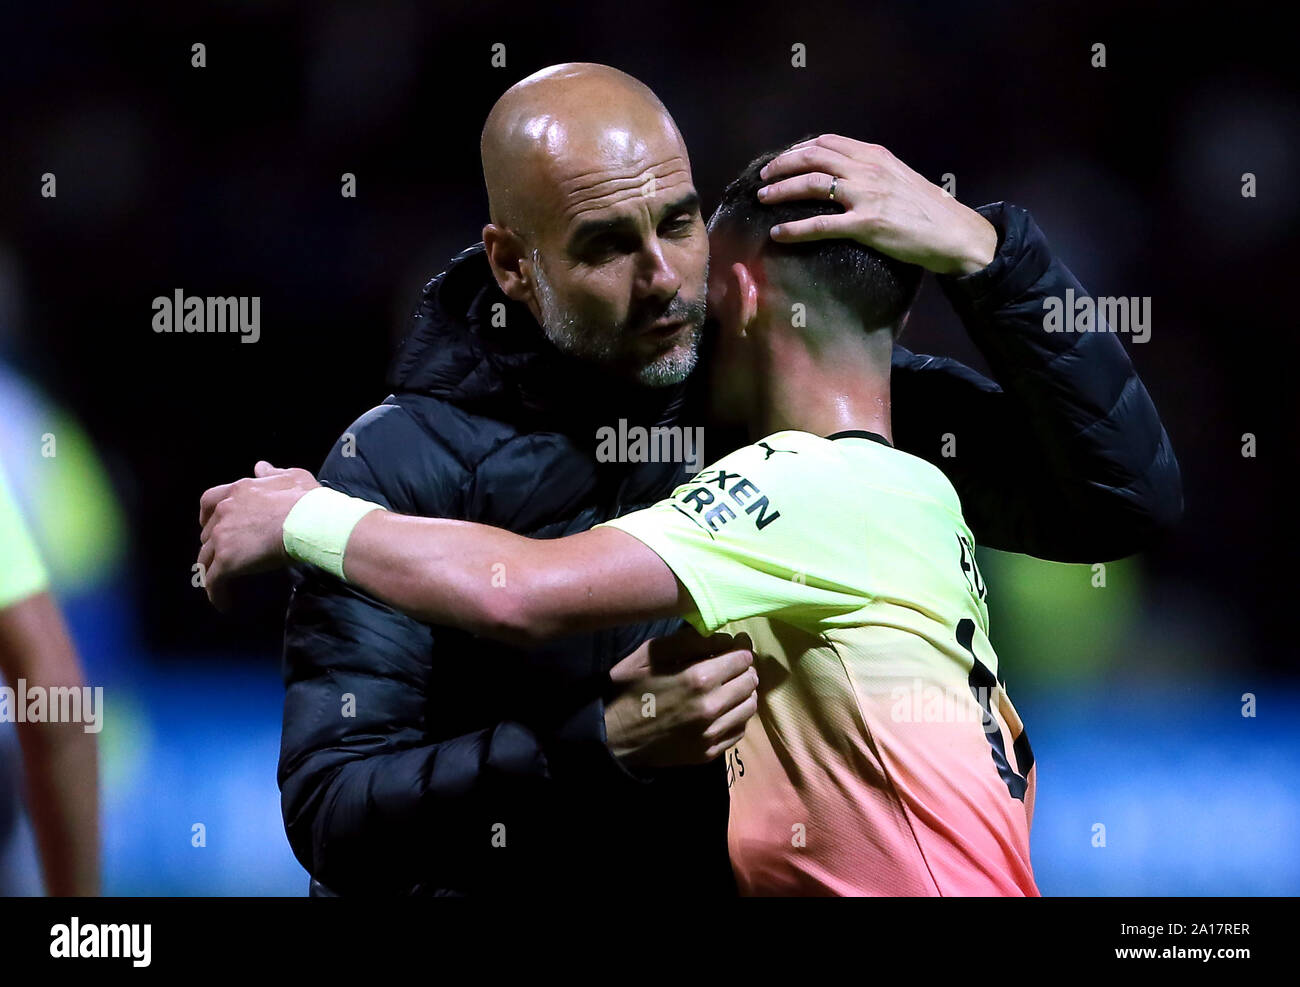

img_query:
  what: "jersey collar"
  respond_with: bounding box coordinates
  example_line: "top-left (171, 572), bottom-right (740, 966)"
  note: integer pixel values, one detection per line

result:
top-left (826, 429), bottom-right (893, 448)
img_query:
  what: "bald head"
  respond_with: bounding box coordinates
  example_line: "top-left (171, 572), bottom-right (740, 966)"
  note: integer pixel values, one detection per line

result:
top-left (478, 64), bottom-right (708, 389)
top-left (481, 63), bottom-right (688, 238)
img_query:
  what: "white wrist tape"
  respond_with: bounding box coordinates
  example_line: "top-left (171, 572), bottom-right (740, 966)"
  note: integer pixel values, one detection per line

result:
top-left (282, 487), bottom-right (387, 581)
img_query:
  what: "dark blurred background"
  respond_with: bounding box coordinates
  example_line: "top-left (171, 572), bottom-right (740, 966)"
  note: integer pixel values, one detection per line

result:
top-left (0, 0), bottom-right (1295, 894)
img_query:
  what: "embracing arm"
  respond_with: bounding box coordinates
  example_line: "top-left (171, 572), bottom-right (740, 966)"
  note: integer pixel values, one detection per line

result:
top-left (198, 461), bottom-right (687, 646)
top-left (341, 511), bottom-right (689, 643)
top-left (759, 136), bottom-right (1182, 561)
top-left (913, 201), bottom-right (1182, 560)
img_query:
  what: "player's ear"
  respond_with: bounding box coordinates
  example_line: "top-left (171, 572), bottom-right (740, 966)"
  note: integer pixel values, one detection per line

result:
top-left (732, 261), bottom-right (760, 338)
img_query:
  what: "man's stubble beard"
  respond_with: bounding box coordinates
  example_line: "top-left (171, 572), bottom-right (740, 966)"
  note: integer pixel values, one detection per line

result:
top-left (531, 248), bottom-right (705, 388)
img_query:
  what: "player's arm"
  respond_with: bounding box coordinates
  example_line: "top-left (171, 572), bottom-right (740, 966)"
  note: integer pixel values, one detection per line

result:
top-left (199, 462), bottom-right (690, 645)
top-left (340, 514), bottom-right (689, 643)
top-left (200, 443), bottom-right (854, 642)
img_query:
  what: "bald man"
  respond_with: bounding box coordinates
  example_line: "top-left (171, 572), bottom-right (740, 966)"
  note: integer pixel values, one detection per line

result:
top-left (272, 64), bottom-right (1180, 896)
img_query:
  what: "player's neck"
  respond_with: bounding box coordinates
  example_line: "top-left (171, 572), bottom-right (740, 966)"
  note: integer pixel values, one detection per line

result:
top-left (750, 332), bottom-right (893, 444)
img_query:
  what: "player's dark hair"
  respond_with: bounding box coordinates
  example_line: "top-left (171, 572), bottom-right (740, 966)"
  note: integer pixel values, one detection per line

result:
top-left (708, 142), bottom-right (923, 337)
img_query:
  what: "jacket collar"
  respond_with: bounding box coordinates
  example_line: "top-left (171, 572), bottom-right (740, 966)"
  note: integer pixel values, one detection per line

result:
top-left (386, 243), bottom-right (688, 435)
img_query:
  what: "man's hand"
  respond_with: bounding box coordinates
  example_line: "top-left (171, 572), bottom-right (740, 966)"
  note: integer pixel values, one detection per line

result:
top-left (603, 627), bottom-right (758, 769)
top-left (758, 134), bottom-right (997, 276)
top-left (197, 461), bottom-right (320, 610)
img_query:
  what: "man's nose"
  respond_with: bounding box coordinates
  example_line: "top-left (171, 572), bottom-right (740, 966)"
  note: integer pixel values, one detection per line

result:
top-left (636, 240), bottom-right (682, 302)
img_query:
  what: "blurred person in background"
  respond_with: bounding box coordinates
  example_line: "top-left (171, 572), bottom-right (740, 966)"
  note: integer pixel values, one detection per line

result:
top-left (0, 457), bottom-right (100, 896)
top-left (0, 241), bottom-right (119, 897)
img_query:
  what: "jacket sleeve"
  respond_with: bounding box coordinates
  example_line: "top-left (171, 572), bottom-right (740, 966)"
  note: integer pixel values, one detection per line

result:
top-left (890, 201), bottom-right (1182, 562)
top-left (276, 404), bottom-right (637, 895)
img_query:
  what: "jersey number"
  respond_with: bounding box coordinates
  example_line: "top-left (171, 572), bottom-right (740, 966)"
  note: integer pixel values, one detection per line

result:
top-left (957, 533), bottom-right (987, 602)
top-left (956, 618), bottom-right (1034, 801)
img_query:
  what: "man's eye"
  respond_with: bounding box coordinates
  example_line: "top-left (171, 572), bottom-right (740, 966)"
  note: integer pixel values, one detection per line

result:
top-left (581, 237), bottom-right (621, 260)
top-left (661, 215), bottom-right (695, 235)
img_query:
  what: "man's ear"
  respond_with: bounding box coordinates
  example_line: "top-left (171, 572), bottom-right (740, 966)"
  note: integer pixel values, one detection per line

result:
top-left (482, 224), bottom-right (538, 310)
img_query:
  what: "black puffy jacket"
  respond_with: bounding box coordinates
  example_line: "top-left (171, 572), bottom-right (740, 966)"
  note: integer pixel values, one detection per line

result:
top-left (277, 202), bottom-right (1181, 895)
